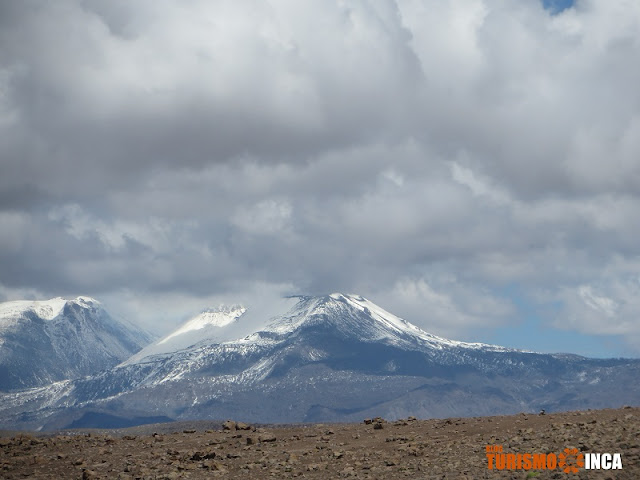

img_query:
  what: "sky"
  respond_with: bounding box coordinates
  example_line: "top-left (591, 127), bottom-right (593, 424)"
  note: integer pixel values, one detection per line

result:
top-left (1, 0), bottom-right (640, 358)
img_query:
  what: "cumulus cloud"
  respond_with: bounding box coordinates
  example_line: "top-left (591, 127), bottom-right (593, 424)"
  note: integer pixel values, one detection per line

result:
top-left (372, 277), bottom-right (516, 340)
top-left (555, 275), bottom-right (640, 342)
top-left (0, 0), bottom-right (639, 353)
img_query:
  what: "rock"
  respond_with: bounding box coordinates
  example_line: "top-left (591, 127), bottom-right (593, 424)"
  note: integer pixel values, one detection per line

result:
top-left (236, 422), bottom-right (252, 431)
top-left (202, 460), bottom-right (226, 472)
top-left (374, 423), bottom-right (384, 430)
top-left (259, 434), bottom-right (277, 443)
top-left (342, 466), bottom-right (355, 476)
top-left (191, 451), bottom-right (216, 461)
top-left (183, 429), bottom-right (196, 434)
top-left (223, 420), bottom-right (237, 431)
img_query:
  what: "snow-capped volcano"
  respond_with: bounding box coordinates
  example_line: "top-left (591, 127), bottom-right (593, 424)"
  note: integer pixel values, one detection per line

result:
top-left (257, 293), bottom-right (512, 352)
top-left (124, 292), bottom-right (505, 374)
top-left (0, 296), bottom-right (153, 390)
top-left (1, 293), bottom-right (639, 430)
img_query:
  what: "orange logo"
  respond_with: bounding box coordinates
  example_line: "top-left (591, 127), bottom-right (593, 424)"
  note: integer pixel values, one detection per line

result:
top-left (558, 448), bottom-right (585, 474)
top-left (486, 445), bottom-right (621, 473)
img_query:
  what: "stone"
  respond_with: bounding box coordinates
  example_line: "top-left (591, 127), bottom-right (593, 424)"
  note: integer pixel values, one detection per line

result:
top-left (223, 420), bottom-right (237, 431)
top-left (190, 451), bottom-right (216, 461)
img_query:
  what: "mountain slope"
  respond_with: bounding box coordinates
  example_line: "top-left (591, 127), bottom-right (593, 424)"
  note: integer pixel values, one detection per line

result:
top-left (0, 293), bottom-right (638, 430)
top-left (0, 296), bottom-right (153, 391)
top-left (123, 304), bottom-right (247, 365)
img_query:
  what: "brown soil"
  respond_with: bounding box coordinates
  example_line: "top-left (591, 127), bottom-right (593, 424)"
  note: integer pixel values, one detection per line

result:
top-left (0, 407), bottom-right (638, 479)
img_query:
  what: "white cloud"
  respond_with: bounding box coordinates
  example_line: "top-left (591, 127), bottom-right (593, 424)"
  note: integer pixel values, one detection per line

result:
top-left (232, 199), bottom-right (293, 236)
top-left (102, 281), bottom-right (296, 336)
top-left (373, 277), bottom-right (515, 340)
top-left (578, 285), bottom-right (618, 318)
top-left (556, 277), bottom-right (640, 337)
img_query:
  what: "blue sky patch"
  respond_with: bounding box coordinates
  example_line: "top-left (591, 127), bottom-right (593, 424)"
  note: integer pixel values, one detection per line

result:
top-left (542, 0), bottom-right (575, 14)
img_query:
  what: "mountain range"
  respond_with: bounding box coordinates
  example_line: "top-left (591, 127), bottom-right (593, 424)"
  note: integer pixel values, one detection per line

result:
top-left (0, 293), bottom-right (638, 431)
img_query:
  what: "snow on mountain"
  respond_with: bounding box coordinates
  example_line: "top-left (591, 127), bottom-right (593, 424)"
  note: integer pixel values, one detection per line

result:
top-left (161, 306), bottom-right (246, 339)
top-left (0, 297), bottom-right (68, 331)
top-left (123, 305), bottom-right (247, 365)
top-left (0, 296), bottom-right (153, 391)
top-left (1, 293), bottom-right (639, 430)
top-left (122, 296), bottom-right (302, 367)
top-left (252, 293), bottom-right (513, 352)
top-left (118, 294), bottom-right (517, 388)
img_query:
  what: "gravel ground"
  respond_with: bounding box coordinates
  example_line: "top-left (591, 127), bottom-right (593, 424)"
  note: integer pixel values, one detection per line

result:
top-left (0, 406), bottom-right (638, 479)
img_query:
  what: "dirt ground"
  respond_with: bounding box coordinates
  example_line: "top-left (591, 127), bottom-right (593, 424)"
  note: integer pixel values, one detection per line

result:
top-left (0, 406), bottom-right (638, 479)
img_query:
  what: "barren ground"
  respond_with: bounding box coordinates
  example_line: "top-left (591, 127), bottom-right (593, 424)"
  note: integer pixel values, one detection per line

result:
top-left (1, 406), bottom-right (638, 479)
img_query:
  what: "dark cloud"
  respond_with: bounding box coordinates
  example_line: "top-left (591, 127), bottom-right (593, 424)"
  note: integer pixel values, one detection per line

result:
top-left (1, 0), bottom-right (639, 355)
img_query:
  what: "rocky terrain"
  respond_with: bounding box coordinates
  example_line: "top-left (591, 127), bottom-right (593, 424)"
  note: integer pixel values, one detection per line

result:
top-left (0, 406), bottom-right (637, 479)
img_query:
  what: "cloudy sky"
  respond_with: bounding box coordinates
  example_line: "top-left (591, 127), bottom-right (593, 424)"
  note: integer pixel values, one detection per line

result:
top-left (1, 0), bottom-right (639, 357)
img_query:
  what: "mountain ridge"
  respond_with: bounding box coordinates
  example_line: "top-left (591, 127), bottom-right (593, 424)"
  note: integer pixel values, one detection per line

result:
top-left (0, 296), bottom-right (153, 391)
top-left (0, 293), bottom-right (638, 431)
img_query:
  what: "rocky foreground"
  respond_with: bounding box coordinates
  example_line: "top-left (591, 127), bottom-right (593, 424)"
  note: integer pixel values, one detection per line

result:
top-left (0, 407), bottom-right (638, 479)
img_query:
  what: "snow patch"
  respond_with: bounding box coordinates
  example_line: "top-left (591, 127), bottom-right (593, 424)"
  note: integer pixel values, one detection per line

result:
top-left (123, 305), bottom-right (249, 366)
top-left (333, 293), bottom-right (515, 352)
top-left (0, 297), bottom-right (68, 326)
top-left (158, 305), bottom-right (246, 345)
top-left (0, 296), bottom-right (104, 325)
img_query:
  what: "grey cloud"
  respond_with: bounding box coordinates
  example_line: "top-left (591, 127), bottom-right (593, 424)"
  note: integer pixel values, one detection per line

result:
top-left (0, 0), bottom-right (424, 205)
top-left (1, 0), bottom-right (639, 354)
